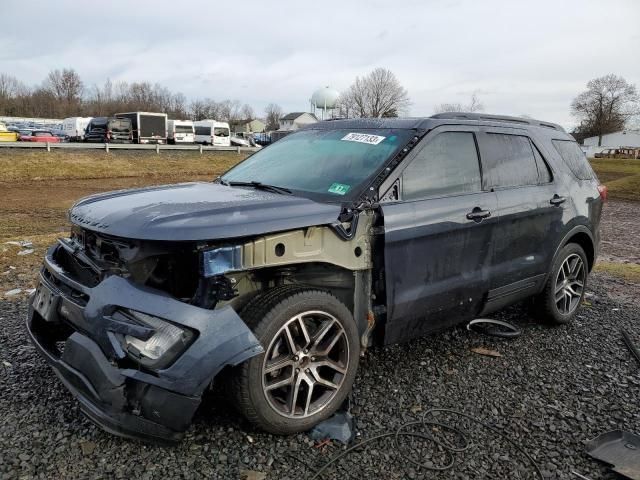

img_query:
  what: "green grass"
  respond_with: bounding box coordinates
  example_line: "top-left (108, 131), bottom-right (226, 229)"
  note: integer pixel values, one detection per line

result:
top-left (590, 158), bottom-right (640, 201)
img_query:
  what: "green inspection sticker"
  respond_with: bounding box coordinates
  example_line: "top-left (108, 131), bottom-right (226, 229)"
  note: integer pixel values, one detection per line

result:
top-left (328, 183), bottom-right (351, 195)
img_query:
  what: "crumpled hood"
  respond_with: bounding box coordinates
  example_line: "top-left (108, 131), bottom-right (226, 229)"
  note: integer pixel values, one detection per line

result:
top-left (69, 182), bottom-right (342, 241)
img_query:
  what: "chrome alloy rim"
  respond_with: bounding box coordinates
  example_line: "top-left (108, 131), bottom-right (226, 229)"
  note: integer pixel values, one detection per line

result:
top-left (261, 311), bottom-right (349, 419)
top-left (555, 254), bottom-right (586, 315)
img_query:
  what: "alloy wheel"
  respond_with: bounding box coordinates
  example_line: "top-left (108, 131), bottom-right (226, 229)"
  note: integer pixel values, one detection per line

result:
top-left (261, 310), bottom-right (349, 419)
top-left (554, 253), bottom-right (586, 315)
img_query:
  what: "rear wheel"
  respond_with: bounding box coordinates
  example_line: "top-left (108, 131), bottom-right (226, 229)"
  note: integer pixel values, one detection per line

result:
top-left (533, 243), bottom-right (588, 325)
top-left (231, 287), bottom-right (359, 434)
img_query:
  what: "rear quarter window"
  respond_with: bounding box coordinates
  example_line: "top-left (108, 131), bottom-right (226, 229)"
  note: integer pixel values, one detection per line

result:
top-left (552, 140), bottom-right (594, 180)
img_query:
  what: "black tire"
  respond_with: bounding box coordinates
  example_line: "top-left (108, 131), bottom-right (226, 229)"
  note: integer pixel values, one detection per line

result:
top-left (533, 243), bottom-right (588, 325)
top-left (231, 286), bottom-right (360, 434)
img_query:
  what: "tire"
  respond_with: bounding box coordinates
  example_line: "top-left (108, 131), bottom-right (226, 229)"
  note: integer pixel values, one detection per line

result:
top-left (231, 286), bottom-right (360, 434)
top-left (533, 243), bottom-right (588, 325)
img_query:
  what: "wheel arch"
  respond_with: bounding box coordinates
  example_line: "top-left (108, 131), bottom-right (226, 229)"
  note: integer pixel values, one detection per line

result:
top-left (551, 225), bottom-right (596, 275)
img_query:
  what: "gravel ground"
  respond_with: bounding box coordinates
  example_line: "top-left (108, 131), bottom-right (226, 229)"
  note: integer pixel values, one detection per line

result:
top-left (1, 270), bottom-right (639, 479)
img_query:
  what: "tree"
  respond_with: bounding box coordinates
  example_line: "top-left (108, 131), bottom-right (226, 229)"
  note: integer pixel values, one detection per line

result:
top-left (264, 103), bottom-right (283, 130)
top-left (433, 93), bottom-right (484, 114)
top-left (571, 74), bottom-right (639, 146)
top-left (339, 68), bottom-right (410, 118)
top-left (44, 68), bottom-right (83, 116)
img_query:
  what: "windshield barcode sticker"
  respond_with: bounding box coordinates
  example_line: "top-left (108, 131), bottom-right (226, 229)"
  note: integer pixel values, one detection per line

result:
top-left (341, 132), bottom-right (386, 145)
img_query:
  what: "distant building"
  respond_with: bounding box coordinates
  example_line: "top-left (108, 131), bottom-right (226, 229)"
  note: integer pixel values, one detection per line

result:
top-left (231, 119), bottom-right (266, 134)
top-left (279, 112), bottom-right (318, 131)
top-left (583, 129), bottom-right (640, 157)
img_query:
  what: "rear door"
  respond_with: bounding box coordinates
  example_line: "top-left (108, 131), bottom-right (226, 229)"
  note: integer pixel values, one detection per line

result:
top-left (476, 127), bottom-right (565, 313)
top-left (380, 126), bottom-right (498, 344)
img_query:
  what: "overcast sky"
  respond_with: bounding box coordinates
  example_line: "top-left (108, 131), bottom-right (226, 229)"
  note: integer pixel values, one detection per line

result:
top-left (2, 0), bottom-right (639, 129)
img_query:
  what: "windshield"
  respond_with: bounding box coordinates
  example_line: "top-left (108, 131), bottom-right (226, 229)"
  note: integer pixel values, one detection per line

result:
top-left (214, 127), bottom-right (229, 137)
top-left (221, 128), bottom-right (413, 200)
top-left (34, 131), bottom-right (51, 137)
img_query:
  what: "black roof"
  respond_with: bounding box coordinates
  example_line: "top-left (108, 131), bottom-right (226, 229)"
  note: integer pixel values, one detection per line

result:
top-left (281, 112), bottom-right (315, 121)
top-left (305, 112), bottom-right (566, 133)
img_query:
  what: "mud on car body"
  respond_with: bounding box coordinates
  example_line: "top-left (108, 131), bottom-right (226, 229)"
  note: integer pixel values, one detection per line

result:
top-left (27, 114), bottom-right (604, 442)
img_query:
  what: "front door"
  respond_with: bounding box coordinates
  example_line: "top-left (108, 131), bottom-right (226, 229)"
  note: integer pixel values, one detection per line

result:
top-left (380, 127), bottom-right (497, 344)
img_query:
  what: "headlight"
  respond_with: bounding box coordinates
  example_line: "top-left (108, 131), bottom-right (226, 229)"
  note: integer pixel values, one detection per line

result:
top-left (123, 310), bottom-right (194, 369)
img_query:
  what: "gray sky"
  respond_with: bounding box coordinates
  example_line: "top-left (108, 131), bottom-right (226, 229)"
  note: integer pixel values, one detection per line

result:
top-left (2, 0), bottom-right (639, 129)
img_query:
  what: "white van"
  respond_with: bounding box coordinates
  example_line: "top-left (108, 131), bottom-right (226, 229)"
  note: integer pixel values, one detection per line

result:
top-left (167, 120), bottom-right (195, 144)
top-left (62, 117), bottom-right (93, 142)
top-left (194, 120), bottom-right (231, 147)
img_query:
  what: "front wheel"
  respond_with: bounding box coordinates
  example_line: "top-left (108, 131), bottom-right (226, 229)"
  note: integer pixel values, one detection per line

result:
top-left (231, 287), bottom-right (360, 434)
top-left (533, 243), bottom-right (588, 325)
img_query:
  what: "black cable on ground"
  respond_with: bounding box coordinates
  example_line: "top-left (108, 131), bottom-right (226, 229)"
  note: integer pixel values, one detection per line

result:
top-left (621, 329), bottom-right (640, 366)
top-left (309, 408), bottom-right (544, 480)
top-left (467, 318), bottom-right (522, 339)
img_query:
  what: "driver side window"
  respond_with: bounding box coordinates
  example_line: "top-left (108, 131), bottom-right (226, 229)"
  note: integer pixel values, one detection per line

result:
top-left (402, 132), bottom-right (481, 201)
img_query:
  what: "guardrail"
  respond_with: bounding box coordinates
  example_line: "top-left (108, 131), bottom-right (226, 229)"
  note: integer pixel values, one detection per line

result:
top-left (0, 142), bottom-right (259, 154)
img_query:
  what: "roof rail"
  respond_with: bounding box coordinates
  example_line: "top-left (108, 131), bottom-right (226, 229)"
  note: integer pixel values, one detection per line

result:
top-left (430, 112), bottom-right (565, 132)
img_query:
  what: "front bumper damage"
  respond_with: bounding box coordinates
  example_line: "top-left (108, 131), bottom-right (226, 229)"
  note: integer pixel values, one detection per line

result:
top-left (26, 245), bottom-right (263, 443)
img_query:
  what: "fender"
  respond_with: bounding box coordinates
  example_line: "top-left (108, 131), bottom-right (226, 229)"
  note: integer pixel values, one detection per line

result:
top-left (543, 224), bottom-right (595, 285)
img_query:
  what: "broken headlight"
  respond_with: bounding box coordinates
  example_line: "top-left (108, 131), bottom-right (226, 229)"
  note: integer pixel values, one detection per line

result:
top-left (123, 310), bottom-right (194, 369)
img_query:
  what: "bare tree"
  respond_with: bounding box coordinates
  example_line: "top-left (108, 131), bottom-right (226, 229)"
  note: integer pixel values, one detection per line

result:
top-left (339, 68), bottom-right (410, 118)
top-left (264, 103), bottom-right (283, 130)
top-left (434, 92), bottom-right (484, 114)
top-left (44, 68), bottom-right (84, 116)
top-left (571, 74), bottom-right (639, 146)
top-left (240, 104), bottom-right (254, 121)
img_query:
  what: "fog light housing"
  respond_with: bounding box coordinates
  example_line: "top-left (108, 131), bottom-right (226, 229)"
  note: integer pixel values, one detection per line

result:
top-left (123, 310), bottom-right (194, 369)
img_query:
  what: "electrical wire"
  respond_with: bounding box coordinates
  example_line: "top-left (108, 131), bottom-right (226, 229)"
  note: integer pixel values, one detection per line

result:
top-left (309, 408), bottom-right (544, 479)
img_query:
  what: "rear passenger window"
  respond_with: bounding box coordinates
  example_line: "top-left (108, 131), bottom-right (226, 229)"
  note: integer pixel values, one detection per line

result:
top-left (552, 139), bottom-right (594, 180)
top-left (481, 134), bottom-right (539, 188)
top-left (402, 132), bottom-right (481, 200)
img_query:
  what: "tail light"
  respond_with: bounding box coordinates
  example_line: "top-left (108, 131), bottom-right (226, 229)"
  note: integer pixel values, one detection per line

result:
top-left (597, 185), bottom-right (608, 202)
top-left (106, 130), bottom-right (112, 139)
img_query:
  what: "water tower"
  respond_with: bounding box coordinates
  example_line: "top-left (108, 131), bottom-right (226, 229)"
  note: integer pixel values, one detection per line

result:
top-left (310, 86), bottom-right (340, 120)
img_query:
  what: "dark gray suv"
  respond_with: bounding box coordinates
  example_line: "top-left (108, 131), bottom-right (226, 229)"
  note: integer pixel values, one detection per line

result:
top-left (27, 113), bottom-right (605, 442)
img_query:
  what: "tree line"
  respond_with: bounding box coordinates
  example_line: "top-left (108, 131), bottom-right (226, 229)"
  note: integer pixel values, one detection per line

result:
top-left (0, 68), bottom-right (263, 125)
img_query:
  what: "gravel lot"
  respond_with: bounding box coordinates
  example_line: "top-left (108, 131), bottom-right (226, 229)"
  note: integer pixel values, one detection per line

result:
top-left (1, 203), bottom-right (640, 479)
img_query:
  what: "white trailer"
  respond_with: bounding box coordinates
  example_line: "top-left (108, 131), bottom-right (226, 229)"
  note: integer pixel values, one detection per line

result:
top-left (62, 117), bottom-right (93, 141)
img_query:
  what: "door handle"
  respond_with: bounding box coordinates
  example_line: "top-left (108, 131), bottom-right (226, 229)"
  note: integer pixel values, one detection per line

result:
top-left (550, 195), bottom-right (566, 206)
top-left (466, 208), bottom-right (491, 221)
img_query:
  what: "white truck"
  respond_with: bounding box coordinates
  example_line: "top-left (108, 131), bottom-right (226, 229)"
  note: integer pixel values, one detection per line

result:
top-left (167, 120), bottom-right (195, 144)
top-left (62, 117), bottom-right (93, 142)
top-left (194, 120), bottom-right (231, 147)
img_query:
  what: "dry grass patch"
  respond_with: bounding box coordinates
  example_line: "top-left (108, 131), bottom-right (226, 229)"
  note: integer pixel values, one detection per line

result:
top-left (594, 261), bottom-right (640, 283)
top-left (0, 149), bottom-right (244, 182)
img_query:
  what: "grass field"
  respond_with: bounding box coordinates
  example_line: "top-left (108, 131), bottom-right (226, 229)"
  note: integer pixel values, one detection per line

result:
top-left (0, 150), bottom-right (637, 295)
top-left (590, 158), bottom-right (640, 201)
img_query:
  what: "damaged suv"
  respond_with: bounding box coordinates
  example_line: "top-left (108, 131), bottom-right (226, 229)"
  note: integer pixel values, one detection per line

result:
top-left (27, 113), bottom-right (605, 442)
